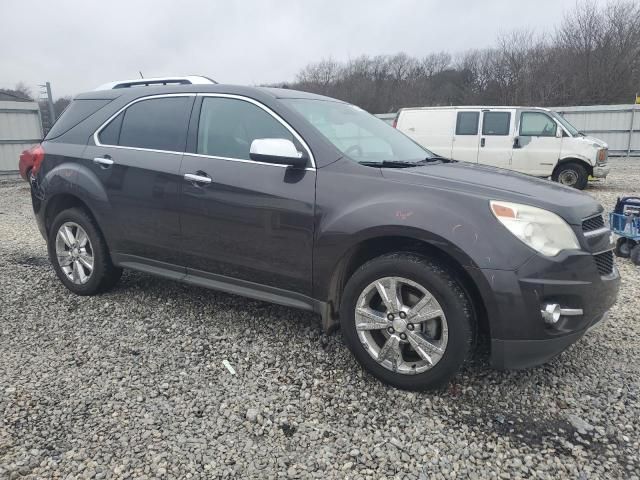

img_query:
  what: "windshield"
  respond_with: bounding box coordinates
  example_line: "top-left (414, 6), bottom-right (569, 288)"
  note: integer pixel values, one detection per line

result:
top-left (551, 111), bottom-right (580, 136)
top-left (282, 99), bottom-right (436, 163)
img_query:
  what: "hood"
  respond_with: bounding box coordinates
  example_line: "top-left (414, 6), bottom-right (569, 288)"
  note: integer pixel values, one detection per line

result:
top-left (580, 135), bottom-right (608, 149)
top-left (381, 161), bottom-right (602, 224)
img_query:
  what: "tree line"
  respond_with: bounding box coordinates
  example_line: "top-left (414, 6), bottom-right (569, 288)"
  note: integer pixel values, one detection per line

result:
top-left (284, 1), bottom-right (640, 113)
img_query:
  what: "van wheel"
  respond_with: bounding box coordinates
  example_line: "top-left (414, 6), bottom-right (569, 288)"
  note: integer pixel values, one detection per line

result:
top-left (552, 162), bottom-right (588, 190)
top-left (339, 252), bottom-right (475, 391)
top-left (48, 207), bottom-right (122, 295)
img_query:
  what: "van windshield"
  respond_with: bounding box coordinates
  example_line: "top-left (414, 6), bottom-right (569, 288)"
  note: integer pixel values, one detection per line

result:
top-left (282, 99), bottom-right (437, 164)
top-left (551, 112), bottom-right (580, 136)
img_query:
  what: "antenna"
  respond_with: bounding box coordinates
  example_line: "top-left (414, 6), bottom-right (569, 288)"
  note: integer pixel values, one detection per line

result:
top-left (139, 71), bottom-right (144, 79)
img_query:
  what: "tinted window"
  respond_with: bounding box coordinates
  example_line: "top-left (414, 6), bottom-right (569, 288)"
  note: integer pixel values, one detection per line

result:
top-left (520, 112), bottom-right (557, 137)
top-left (46, 99), bottom-right (111, 139)
top-left (117, 97), bottom-right (192, 152)
top-left (455, 112), bottom-right (479, 135)
top-left (98, 112), bottom-right (123, 145)
top-left (482, 112), bottom-right (511, 135)
top-left (197, 97), bottom-right (293, 160)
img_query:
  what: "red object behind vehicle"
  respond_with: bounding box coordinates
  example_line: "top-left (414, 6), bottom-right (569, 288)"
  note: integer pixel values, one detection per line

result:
top-left (19, 144), bottom-right (44, 181)
top-left (392, 116), bottom-right (398, 128)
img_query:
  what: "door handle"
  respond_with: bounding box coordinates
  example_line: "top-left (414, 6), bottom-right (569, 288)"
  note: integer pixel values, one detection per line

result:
top-left (93, 157), bottom-right (114, 168)
top-left (513, 137), bottom-right (521, 149)
top-left (184, 173), bottom-right (212, 185)
top-left (480, 138), bottom-right (486, 147)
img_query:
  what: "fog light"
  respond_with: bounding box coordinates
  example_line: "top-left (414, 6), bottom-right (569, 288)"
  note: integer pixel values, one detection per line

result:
top-left (541, 304), bottom-right (561, 324)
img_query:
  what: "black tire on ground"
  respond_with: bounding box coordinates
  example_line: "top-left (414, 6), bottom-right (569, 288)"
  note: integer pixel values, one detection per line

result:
top-left (615, 237), bottom-right (633, 258)
top-left (339, 252), bottom-right (475, 391)
top-left (630, 245), bottom-right (640, 266)
top-left (47, 207), bottom-right (122, 295)
top-left (552, 162), bottom-right (589, 190)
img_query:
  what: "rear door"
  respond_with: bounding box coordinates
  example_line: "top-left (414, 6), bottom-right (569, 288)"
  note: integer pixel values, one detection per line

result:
top-left (477, 109), bottom-right (515, 168)
top-left (84, 94), bottom-right (194, 266)
top-left (397, 109), bottom-right (454, 158)
top-left (451, 110), bottom-right (480, 162)
top-left (511, 110), bottom-right (562, 176)
top-left (177, 95), bottom-right (316, 295)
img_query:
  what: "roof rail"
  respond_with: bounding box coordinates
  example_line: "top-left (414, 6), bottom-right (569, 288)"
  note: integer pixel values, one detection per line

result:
top-left (94, 75), bottom-right (217, 91)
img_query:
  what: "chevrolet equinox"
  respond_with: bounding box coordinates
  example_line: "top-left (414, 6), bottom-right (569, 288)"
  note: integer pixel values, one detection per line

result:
top-left (29, 77), bottom-right (620, 390)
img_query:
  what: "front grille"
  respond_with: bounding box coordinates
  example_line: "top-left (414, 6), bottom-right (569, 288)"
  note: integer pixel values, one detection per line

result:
top-left (583, 215), bottom-right (605, 232)
top-left (594, 250), bottom-right (614, 276)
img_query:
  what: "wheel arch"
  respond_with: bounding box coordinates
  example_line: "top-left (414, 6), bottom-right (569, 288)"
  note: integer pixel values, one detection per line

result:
top-left (553, 157), bottom-right (593, 177)
top-left (321, 234), bottom-right (491, 339)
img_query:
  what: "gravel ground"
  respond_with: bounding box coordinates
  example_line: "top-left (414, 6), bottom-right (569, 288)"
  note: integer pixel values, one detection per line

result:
top-left (1, 160), bottom-right (639, 480)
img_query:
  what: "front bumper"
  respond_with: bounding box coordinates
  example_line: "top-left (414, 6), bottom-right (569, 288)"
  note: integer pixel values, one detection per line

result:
top-left (593, 163), bottom-right (610, 178)
top-left (491, 311), bottom-right (608, 369)
top-left (477, 250), bottom-right (620, 369)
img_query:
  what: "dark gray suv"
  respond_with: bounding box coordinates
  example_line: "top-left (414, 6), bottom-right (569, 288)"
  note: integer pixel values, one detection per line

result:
top-left (30, 78), bottom-right (619, 390)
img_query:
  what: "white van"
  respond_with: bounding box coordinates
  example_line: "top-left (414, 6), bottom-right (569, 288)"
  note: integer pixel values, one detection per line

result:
top-left (394, 106), bottom-right (610, 189)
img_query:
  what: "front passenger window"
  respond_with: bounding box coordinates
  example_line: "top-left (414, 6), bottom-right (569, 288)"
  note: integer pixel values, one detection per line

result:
top-left (520, 112), bottom-right (557, 137)
top-left (197, 97), bottom-right (294, 160)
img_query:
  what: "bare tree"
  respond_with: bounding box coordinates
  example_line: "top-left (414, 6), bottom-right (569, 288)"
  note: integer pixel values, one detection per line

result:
top-left (288, 1), bottom-right (640, 112)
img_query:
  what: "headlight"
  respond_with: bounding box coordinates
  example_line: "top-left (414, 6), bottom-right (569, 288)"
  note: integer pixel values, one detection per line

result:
top-left (490, 201), bottom-right (580, 256)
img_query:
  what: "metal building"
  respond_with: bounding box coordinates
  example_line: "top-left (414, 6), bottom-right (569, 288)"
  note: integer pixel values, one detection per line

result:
top-left (552, 105), bottom-right (638, 157)
top-left (0, 92), bottom-right (43, 175)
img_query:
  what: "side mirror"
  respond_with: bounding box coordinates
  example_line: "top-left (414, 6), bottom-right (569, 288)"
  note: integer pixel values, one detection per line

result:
top-left (249, 138), bottom-right (308, 168)
top-left (555, 126), bottom-right (563, 138)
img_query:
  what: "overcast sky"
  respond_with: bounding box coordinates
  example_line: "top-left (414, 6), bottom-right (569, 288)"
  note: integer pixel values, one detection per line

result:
top-left (2, 0), bottom-right (608, 98)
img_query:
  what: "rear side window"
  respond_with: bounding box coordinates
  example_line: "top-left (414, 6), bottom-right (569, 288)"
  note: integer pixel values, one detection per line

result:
top-left (197, 97), bottom-right (293, 160)
top-left (520, 112), bottom-right (557, 137)
top-left (455, 112), bottom-right (479, 135)
top-left (482, 112), bottom-right (511, 136)
top-left (46, 99), bottom-right (111, 139)
top-left (100, 96), bottom-right (192, 152)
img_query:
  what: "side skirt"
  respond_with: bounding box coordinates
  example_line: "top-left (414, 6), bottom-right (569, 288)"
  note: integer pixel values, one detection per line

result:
top-left (111, 253), bottom-right (328, 322)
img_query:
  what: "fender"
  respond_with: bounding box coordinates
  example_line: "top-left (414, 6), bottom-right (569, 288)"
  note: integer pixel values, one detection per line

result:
top-left (558, 154), bottom-right (593, 167)
top-left (313, 194), bottom-right (536, 302)
top-left (37, 158), bottom-right (120, 248)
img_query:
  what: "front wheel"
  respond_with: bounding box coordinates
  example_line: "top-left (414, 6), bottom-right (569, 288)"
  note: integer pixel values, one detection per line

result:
top-left (339, 253), bottom-right (475, 391)
top-left (552, 162), bottom-right (588, 190)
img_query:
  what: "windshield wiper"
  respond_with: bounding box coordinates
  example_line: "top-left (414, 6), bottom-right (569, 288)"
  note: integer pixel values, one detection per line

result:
top-left (359, 160), bottom-right (420, 168)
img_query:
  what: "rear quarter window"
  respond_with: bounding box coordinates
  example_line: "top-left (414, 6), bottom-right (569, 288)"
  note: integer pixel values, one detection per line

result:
top-left (45, 99), bottom-right (112, 140)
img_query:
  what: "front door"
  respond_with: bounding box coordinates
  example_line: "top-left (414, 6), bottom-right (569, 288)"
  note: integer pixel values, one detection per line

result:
top-left (178, 95), bottom-right (316, 295)
top-left (477, 110), bottom-right (514, 169)
top-left (511, 110), bottom-right (562, 176)
top-left (84, 94), bottom-right (194, 265)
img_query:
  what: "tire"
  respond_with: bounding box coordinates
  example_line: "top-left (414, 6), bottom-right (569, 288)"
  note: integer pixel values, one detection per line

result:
top-left (615, 237), bottom-right (633, 258)
top-left (552, 162), bottom-right (588, 190)
top-left (631, 245), bottom-right (640, 266)
top-left (48, 207), bottom-right (122, 295)
top-left (339, 252), bottom-right (475, 391)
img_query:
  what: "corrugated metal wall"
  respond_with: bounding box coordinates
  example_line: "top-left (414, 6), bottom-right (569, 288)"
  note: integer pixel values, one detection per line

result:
top-left (0, 101), bottom-right (43, 173)
top-left (552, 105), bottom-right (639, 157)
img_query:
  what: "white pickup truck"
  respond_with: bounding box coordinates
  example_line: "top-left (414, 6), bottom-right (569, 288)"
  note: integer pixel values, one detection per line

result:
top-left (394, 106), bottom-right (610, 189)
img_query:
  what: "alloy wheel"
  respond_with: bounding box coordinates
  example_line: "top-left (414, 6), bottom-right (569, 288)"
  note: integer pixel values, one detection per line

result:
top-left (55, 222), bottom-right (94, 284)
top-left (354, 276), bottom-right (448, 374)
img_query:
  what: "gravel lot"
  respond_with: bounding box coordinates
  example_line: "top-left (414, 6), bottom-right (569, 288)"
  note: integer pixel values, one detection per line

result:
top-left (1, 160), bottom-right (639, 480)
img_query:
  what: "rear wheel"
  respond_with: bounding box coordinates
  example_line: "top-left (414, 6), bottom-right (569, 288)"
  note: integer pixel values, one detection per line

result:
top-left (552, 162), bottom-right (588, 190)
top-left (339, 253), bottom-right (474, 391)
top-left (48, 208), bottom-right (122, 295)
